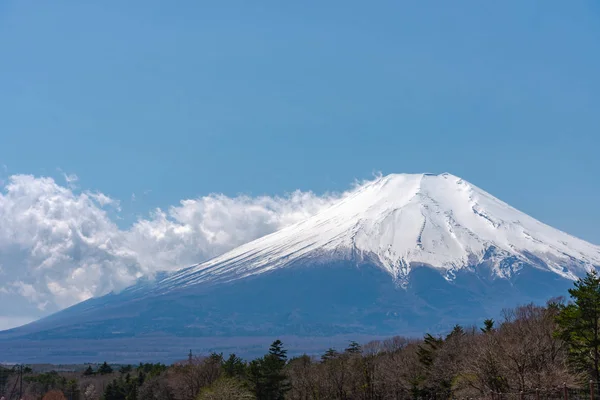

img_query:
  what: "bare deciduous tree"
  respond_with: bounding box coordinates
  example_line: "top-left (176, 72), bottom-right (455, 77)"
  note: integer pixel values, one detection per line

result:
top-left (42, 390), bottom-right (66, 400)
top-left (170, 355), bottom-right (223, 400)
top-left (197, 378), bottom-right (254, 400)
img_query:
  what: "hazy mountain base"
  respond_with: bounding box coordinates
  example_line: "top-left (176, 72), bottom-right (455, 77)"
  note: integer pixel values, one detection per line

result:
top-left (0, 260), bottom-right (573, 363)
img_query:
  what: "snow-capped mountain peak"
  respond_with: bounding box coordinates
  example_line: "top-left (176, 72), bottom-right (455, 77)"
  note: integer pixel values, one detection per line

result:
top-left (160, 173), bottom-right (600, 289)
top-left (4, 173), bottom-right (600, 363)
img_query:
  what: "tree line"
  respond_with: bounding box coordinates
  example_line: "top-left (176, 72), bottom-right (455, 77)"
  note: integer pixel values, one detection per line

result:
top-left (3, 270), bottom-right (600, 400)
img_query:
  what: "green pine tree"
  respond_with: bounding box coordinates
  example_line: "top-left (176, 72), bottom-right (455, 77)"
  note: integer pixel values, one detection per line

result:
top-left (446, 324), bottom-right (465, 340)
top-left (481, 318), bottom-right (495, 333)
top-left (249, 340), bottom-right (290, 400)
top-left (556, 270), bottom-right (600, 380)
top-left (248, 358), bottom-right (266, 399)
top-left (344, 341), bottom-right (362, 355)
top-left (416, 334), bottom-right (443, 368)
top-left (98, 362), bottom-right (113, 375)
top-left (83, 365), bottom-right (95, 376)
top-left (415, 333), bottom-right (446, 399)
top-left (268, 340), bottom-right (287, 365)
top-left (223, 353), bottom-right (246, 378)
top-left (103, 379), bottom-right (127, 400)
top-left (264, 340), bottom-right (289, 400)
top-left (320, 348), bottom-right (339, 362)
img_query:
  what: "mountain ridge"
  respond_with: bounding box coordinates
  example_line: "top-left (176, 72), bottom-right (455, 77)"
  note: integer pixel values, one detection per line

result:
top-left (1, 173), bottom-right (598, 363)
top-left (152, 173), bottom-right (599, 293)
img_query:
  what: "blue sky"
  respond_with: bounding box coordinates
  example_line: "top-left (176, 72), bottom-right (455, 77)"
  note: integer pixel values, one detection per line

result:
top-left (0, 1), bottom-right (599, 327)
top-left (2, 1), bottom-right (599, 239)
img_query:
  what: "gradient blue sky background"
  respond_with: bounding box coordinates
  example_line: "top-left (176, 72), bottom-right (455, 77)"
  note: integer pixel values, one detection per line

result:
top-left (0, 1), bottom-right (599, 327)
top-left (2, 0), bottom-right (599, 240)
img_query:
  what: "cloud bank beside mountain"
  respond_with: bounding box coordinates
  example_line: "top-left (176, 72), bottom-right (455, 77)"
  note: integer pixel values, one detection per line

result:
top-left (0, 174), bottom-right (346, 326)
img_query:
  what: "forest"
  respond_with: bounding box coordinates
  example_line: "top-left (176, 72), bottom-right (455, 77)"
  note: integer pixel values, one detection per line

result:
top-left (2, 270), bottom-right (600, 400)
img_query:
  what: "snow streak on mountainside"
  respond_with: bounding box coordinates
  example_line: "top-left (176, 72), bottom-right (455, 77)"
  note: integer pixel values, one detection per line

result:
top-left (158, 173), bottom-right (600, 290)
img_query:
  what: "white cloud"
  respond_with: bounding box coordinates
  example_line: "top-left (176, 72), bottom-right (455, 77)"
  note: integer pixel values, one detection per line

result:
top-left (87, 191), bottom-right (120, 210)
top-left (0, 174), bottom-right (346, 322)
top-left (64, 173), bottom-right (78, 184)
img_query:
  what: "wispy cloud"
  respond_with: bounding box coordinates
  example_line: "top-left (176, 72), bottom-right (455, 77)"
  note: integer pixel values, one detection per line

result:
top-left (57, 168), bottom-right (79, 189)
top-left (64, 173), bottom-right (78, 184)
top-left (87, 191), bottom-right (120, 210)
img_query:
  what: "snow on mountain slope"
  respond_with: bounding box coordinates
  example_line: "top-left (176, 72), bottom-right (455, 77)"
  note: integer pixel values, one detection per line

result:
top-left (2, 173), bottom-right (599, 363)
top-left (158, 173), bottom-right (600, 290)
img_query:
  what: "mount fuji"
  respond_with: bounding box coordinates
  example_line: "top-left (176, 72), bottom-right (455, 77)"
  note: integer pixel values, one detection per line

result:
top-left (1, 173), bottom-right (599, 363)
